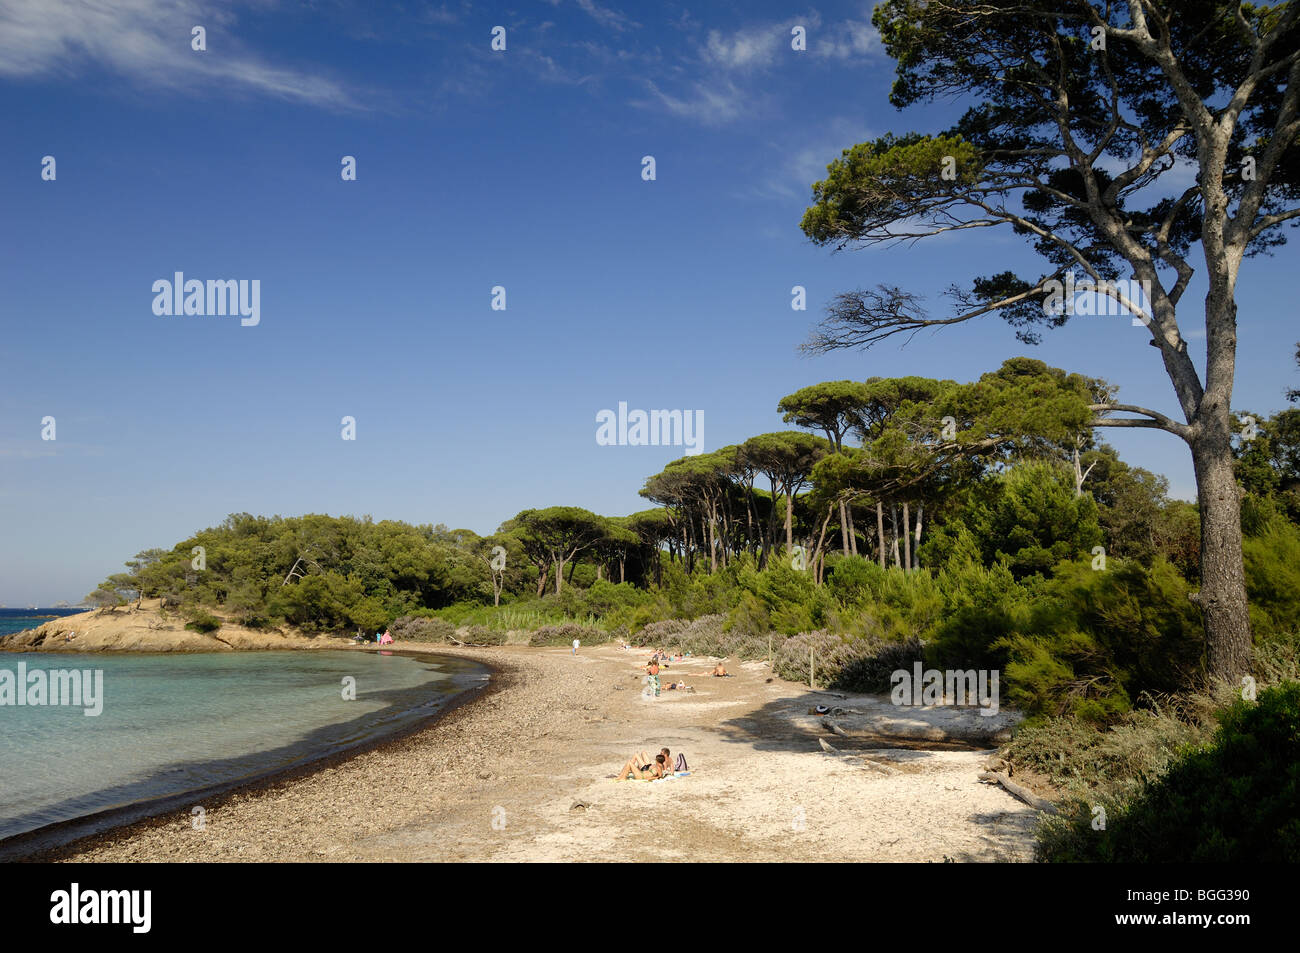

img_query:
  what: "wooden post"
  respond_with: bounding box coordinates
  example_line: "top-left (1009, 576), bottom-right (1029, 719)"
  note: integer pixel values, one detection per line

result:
top-left (810, 647), bottom-right (815, 689)
top-left (768, 633), bottom-right (773, 664)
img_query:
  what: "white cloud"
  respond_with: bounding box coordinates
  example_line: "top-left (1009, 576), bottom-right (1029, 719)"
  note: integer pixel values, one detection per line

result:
top-left (0, 0), bottom-right (357, 109)
top-left (814, 19), bottom-right (877, 60)
top-left (639, 77), bottom-right (750, 125)
top-left (703, 26), bottom-right (782, 71)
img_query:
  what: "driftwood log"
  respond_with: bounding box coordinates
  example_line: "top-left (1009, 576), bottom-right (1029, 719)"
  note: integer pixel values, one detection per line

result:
top-left (826, 718), bottom-right (1013, 746)
top-left (978, 771), bottom-right (1057, 814)
top-left (822, 717), bottom-right (850, 737)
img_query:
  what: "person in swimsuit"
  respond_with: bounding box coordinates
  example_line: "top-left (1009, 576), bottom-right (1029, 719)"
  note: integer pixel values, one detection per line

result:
top-left (616, 752), bottom-right (666, 780)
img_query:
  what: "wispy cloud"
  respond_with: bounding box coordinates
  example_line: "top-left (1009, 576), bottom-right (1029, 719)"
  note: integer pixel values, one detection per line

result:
top-left (814, 17), bottom-right (877, 60)
top-left (0, 0), bottom-right (357, 109)
top-left (635, 12), bottom-right (881, 125)
top-left (639, 77), bottom-right (752, 125)
top-left (575, 0), bottom-right (638, 33)
top-left (422, 4), bottom-right (460, 26)
top-left (749, 116), bottom-right (875, 202)
top-left (540, 0), bottom-right (638, 33)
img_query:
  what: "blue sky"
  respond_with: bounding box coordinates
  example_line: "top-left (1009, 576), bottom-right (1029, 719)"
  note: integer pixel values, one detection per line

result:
top-left (1, 0), bottom-right (1296, 605)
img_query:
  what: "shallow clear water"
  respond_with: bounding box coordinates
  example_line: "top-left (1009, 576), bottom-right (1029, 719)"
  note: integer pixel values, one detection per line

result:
top-left (0, 649), bottom-right (480, 841)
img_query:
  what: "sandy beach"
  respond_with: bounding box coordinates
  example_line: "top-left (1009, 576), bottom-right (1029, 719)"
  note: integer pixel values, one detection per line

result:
top-left (16, 641), bottom-right (1041, 863)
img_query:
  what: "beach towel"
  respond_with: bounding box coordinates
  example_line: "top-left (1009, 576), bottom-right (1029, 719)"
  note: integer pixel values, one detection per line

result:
top-left (610, 772), bottom-right (689, 783)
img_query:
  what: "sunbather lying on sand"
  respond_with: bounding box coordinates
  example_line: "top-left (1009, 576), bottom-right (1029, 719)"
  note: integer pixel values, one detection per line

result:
top-left (617, 752), bottom-right (666, 780)
top-left (711, 663), bottom-right (729, 677)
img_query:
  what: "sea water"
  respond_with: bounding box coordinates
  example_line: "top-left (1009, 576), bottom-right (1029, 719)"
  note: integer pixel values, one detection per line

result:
top-left (0, 636), bottom-right (480, 842)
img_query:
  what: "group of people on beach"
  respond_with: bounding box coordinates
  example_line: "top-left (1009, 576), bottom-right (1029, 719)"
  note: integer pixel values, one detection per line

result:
top-left (616, 746), bottom-right (679, 781)
top-left (644, 654), bottom-right (691, 693)
top-left (642, 650), bottom-right (731, 696)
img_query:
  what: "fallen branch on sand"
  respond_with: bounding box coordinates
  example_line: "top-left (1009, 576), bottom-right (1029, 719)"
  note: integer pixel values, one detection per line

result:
top-left (978, 771), bottom-right (1057, 814)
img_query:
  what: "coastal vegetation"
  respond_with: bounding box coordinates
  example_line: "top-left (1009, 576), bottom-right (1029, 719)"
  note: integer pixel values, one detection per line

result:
top-left (80, 348), bottom-right (1300, 861)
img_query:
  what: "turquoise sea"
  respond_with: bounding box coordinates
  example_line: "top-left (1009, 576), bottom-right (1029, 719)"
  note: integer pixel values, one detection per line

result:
top-left (0, 620), bottom-right (483, 844)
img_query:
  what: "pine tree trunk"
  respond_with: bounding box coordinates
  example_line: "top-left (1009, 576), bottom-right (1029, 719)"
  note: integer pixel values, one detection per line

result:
top-left (890, 504), bottom-right (901, 569)
top-left (913, 504), bottom-right (923, 570)
top-left (1192, 420), bottom-right (1253, 682)
top-left (902, 501), bottom-right (912, 571)
top-left (876, 501), bottom-right (886, 568)
top-left (784, 485), bottom-right (795, 553)
top-left (839, 499), bottom-right (849, 556)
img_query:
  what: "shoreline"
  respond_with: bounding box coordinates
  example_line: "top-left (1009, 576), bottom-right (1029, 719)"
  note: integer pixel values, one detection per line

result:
top-left (8, 642), bottom-right (1042, 863)
top-left (0, 647), bottom-right (497, 861)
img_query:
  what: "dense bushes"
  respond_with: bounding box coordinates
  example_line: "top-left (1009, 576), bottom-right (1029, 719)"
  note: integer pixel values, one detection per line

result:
top-left (1007, 693), bottom-right (1222, 805)
top-left (461, 625), bottom-right (507, 646)
top-left (998, 558), bottom-right (1204, 720)
top-left (1037, 683), bottom-right (1300, 862)
top-left (528, 622), bottom-right (609, 647)
top-left (773, 630), bottom-right (924, 692)
top-left (632, 614), bottom-right (768, 660)
top-left (388, 615), bottom-right (458, 643)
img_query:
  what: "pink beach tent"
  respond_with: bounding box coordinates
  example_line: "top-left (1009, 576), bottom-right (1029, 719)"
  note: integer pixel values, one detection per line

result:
top-left (378, 631), bottom-right (393, 645)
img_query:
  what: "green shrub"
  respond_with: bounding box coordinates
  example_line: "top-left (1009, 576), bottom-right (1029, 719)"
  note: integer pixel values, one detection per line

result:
top-left (184, 610), bottom-right (221, 634)
top-left (928, 560), bottom-right (1029, 671)
top-left (725, 591), bottom-right (771, 640)
top-left (1244, 519), bottom-right (1300, 639)
top-left (825, 555), bottom-right (877, 604)
top-left (1038, 682), bottom-right (1300, 862)
top-left (976, 461), bottom-right (1104, 579)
